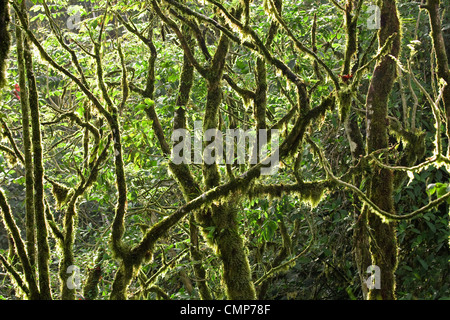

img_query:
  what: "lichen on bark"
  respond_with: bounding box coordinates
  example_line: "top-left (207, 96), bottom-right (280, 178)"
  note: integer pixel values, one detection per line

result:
top-left (0, 0), bottom-right (10, 88)
top-left (363, 0), bottom-right (401, 300)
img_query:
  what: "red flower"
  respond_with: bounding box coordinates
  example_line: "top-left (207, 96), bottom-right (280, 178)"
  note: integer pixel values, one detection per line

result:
top-left (339, 74), bottom-right (353, 82)
top-left (13, 84), bottom-right (20, 100)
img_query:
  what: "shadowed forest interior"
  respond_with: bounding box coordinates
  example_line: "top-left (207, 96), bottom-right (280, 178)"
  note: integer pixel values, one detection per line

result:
top-left (0, 0), bottom-right (449, 300)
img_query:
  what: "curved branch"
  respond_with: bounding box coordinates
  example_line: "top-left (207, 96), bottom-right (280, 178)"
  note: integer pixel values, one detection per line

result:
top-left (0, 117), bottom-right (24, 163)
top-left (151, 0), bottom-right (208, 77)
top-left (163, 0), bottom-right (255, 50)
top-left (267, 0), bottom-right (340, 90)
top-left (309, 137), bottom-right (450, 221)
top-left (0, 253), bottom-right (30, 296)
top-left (254, 210), bottom-right (316, 286)
top-left (0, 189), bottom-right (40, 299)
top-left (41, 0), bottom-right (89, 87)
top-left (12, 1), bottom-right (112, 123)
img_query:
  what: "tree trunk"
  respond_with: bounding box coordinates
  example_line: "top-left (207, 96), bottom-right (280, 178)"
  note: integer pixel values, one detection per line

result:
top-left (25, 31), bottom-right (52, 301)
top-left (15, 12), bottom-right (36, 269)
top-left (0, 0), bottom-right (10, 88)
top-left (363, 0), bottom-right (401, 300)
top-left (199, 33), bottom-right (256, 300)
top-left (423, 0), bottom-right (450, 155)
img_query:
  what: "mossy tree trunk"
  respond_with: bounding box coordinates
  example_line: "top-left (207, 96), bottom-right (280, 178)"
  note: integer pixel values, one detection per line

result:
top-left (422, 0), bottom-right (450, 155)
top-left (0, 190), bottom-right (40, 299)
top-left (24, 27), bottom-right (52, 301)
top-left (10, 0), bottom-right (53, 299)
top-left (197, 33), bottom-right (256, 300)
top-left (122, 14), bottom-right (214, 299)
top-left (0, 0), bottom-right (10, 88)
top-left (339, 0), bottom-right (372, 300)
top-left (173, 36), bottom-right (213, 300)
top-left (15, 10), bottom-right (36, 270)
top-left (363, 0), bottom-right (401, 300)
top-left (151, 1), bottom-right (256, 299)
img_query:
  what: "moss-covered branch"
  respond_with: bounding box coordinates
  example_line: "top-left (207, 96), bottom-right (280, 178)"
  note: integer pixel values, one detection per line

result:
top-left (0, 0), bottom-right (10, 88)
top-left (0, 253), bottom-right (30, 297)
top-left (12, 2), bottom-right (112, 123)
top-left (163, 0), bottom-right (255, 51)
top-left (255, 211), bottom-right (316, 286)
top-left (23, 17), bottom-right (52, 298)
top-left (266, 0), bottom-right (340, 90)
top-left (421, 0), bottom-right (450, 153)
top-left (279, 93), bottom-right (334, 158)
top-left (41, 0), bottom-right (89, 87)
top-left (0, 189), bottom-right (39, 299)
top-left (168, 8), bottom-right (212, 61)
top-left (59, 135), bottom-right (111, 300)
top-left (0, 117), bottom-right (24, 164)
top-left (308, 133), bottom-right (443, 222)
top-left (117, 41), bottom-right (129, 115)
top-left (137, 248), bottom-right (189, 298)
top-left (15, 10), bottom-right (35, 268)
top-left (0, 144), bottom-right (19, 164)
top-left (151, 0), bottom-right (208, 77)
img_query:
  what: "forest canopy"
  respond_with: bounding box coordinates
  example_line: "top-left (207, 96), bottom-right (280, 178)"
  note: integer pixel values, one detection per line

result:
top-left (0, 0), bottom-right (449, 300)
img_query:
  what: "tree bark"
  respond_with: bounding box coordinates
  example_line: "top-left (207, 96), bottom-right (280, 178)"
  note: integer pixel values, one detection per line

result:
top-left (422, 0), bottom-right (450, 155)
top-left (25, 32), bottom-right (52, 301)
top-left (15, 12), bottom-right (35, 269)
top-left (363, 0), bottom-right (401, 300)
top-left (199, 33), bottom-right (256, 300)
top-left (0, 0), bottom-right (10, 88)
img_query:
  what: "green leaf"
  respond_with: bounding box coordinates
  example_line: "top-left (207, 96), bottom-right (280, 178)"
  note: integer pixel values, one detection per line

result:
top-left (144, 98), bottom-right (155, 106)
top-left (417, 257), bottom-right (428, 271)
top-left (204, 226), bottom-right (216, 239)
top-left (137, 103), bottom-right (147, 110)
top-left (403, 265), bottom-right (413, 272)
top-left (76, 106), bottom-right (85, 117)
top-left (436, 183), bottom-right (449, 198)
top-left (425, 221), bottom-right (436, 233)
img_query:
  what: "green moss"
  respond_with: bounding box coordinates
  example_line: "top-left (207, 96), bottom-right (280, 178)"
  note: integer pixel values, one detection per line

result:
top-left (301, 185), bottom-right (326, 208)
top-left (0, 0), bottom-right (10, 88)
top-left (50, 180), bottom-right (72, 209)
top-left (110, 262), bottom-right (136, 300)
top-left (338, 89), bottom-right (353, 123)
top-left (83, 248), bottom-right (105, 300)
top-left (195, 201), bottom-right (256, 299)
top-left (0, 189), bottom-right (42, 298)
top-left (4, 150), bottom-right (17, 167)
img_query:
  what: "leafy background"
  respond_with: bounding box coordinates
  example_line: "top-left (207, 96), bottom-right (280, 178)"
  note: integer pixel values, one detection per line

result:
top-left (0, 0), bottom-right (449, 300)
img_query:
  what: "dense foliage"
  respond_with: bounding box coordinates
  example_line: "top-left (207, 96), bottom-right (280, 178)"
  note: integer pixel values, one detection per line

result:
top-left (0, 0), bottom-right (448, 300)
